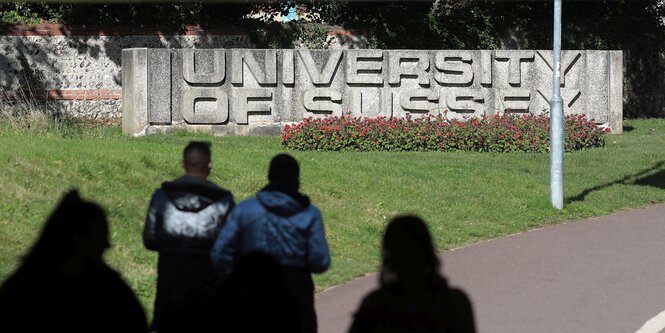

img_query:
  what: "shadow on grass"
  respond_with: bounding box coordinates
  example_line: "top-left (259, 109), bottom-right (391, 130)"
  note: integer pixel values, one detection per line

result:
top-left (567, 161), bottom-right (665, 204)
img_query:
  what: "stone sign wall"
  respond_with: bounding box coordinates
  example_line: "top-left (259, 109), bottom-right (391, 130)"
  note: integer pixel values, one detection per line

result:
top-left (122, 48), bottom-right (623, 135)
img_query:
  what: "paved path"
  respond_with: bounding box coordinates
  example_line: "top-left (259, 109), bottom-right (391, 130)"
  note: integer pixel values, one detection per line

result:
top-left (316, 204), bottom-right (665, 333)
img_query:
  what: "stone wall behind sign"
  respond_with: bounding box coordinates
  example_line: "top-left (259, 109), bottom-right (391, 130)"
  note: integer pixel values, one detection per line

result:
top-left (122, 48), bottom-right (623, 135)
top-left (0, 24), bottom-right (368, 120)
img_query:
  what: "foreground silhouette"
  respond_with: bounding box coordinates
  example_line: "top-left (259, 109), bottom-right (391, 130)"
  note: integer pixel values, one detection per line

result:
top-left (0, 190), bottom-right (148, 332)
top-left (215, 252), bottom-right (302, 332)
top-left (348, 216), bottom-right (476, 333)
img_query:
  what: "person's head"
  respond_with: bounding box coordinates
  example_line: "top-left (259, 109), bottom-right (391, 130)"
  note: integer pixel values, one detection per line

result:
top-left (24, 190), bottom-right (110, 267)
top-left (268, 154), bottom-right (300, 191)
top-left (379, 215), bottom-right (441, 287)
top-left (182, 141), bottom-right (212, 178)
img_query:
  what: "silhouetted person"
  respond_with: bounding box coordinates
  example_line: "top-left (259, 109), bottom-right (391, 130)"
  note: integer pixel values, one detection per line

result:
top-left (143, 141), bottom-right (235, 333)
top-left (0, 190), bottom-right (148, 332)
top-left (212, 153), bottom-right (330, 333)
top-left (348, 215), bottom-right (476, 333)
top-left (215, 252), bottom-right (302, 332)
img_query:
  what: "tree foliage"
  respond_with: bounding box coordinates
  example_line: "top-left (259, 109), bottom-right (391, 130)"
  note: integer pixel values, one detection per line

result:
top-left (1, 1), bottom-right (664, 118)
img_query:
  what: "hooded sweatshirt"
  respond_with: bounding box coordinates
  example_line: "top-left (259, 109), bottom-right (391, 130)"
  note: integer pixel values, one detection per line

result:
top-left (211, 184), bottom-right (330, 275)
top-left (211, 184), bottom-right (330, 333)
top-left (143, 175), bottom-right (234, 255)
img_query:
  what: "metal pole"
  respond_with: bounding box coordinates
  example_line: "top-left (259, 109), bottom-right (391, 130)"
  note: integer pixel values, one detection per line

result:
top-left (550, 0), bottom-right (564, 209)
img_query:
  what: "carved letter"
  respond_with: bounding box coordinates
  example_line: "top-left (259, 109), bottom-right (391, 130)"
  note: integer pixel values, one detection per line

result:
top-left (445, 89), bottom-right (485, 114)
top-left (303, 89), bottom-right (342, 116)
top-left (399, 89), bottom-right (439, 113)
top-left (236, 89), bottom-right (273, 124)
top-left (536, 50), bottom-right (582, 86)
top-left (182, 88), bottom-right (229, 124)
top-left (350, 89), bottom-right (393, 118)
top-left (346, 50), bottom-right (384, 85)
top-left (480, 50), bottom-right (492, 85)
top-left (494, 51), bottom-right (535, 86)
top-left (496, 89), bottom-right (532, 113)
top-left (537, 88), bottom-right (582, 112)
top-left (183, 49), bottom-right (225, 84)
top-left (231, 50), bottom-right (277, 85)
top-left (388, 51), bottom-right (430, 86)
top-left (434, 51), bottom-right (474, 86)
top-left (299, 50), bottom-right (343, 86)
top-left (282, 50), bottom-right (295, 85)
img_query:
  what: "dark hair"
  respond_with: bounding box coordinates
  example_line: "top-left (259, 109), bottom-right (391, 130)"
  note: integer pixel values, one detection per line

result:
top-left (379, 215), bottom-right (441, 287)
top-left (183, 141), bottom-right (212, 172)
top-left (268, 154), bottom-right (300, 186)
top-left (183, 141), bottom-right (211, 160)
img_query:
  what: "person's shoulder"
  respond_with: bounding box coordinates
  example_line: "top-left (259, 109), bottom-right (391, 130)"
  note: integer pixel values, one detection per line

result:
top-left (302, 203), bottom-right (323, 218)
top-left (355, 287), bottom-right (399, 313)
top-left (151, 186), bottom-right (166, 195)
top-left (147, 187), bottom-right (167, 204)
top-left (446, 287), bottom-right (472, 304)
top-left (232, 197), bottom-right (261, 211)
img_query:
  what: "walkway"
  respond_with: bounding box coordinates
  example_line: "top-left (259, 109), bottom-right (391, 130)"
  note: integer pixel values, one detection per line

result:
top-left (316, 204), bottom-right (665, 333)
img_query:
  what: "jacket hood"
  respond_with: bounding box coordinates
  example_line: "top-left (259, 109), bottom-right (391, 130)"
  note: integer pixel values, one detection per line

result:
top-left (256, 184), bottom-right (311, 217)
top-left (161, 176), bottom-right (231, 213)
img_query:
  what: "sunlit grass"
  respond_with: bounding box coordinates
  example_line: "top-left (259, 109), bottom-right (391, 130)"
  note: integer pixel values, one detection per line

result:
top-left (1, 118), bottom-right (663, 315)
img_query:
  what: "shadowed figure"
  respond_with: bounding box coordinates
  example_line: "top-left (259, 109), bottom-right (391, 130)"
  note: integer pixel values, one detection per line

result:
top-left (143, 141), bottom-right (235, 333)
top-left (212, 153), bottom-right (330, 333)
top-left (0, 190), bottom-right (148, 332)
top-left (348, 216), bottom-right (476, 333)
top-left (215, 252), bottom-right (302, 332)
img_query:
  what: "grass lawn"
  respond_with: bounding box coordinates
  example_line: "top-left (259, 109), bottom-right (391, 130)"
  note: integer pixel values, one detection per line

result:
top-left (0, 118), bottom-right (664, 315)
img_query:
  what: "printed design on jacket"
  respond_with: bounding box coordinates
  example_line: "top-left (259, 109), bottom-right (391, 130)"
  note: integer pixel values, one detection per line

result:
top-left (162, 201), bottom-right (228, 240)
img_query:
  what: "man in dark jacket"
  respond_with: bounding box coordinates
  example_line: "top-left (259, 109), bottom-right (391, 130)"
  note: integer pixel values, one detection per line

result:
top-left (143, 141), bottom-right (234, 333)
top-left (211, 153), bottom-right (330, 333)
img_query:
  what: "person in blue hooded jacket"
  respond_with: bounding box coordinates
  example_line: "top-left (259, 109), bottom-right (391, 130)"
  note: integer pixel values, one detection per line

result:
top-left (211, 153), bottom-right (331, 333)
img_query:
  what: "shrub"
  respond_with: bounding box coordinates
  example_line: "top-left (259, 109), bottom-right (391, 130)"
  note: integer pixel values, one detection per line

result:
top-left (281, 113), bottom-right (610, 152)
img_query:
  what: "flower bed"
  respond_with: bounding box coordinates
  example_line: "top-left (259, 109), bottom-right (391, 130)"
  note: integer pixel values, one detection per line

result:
top-left (281, 113), bottom-right (610, 152)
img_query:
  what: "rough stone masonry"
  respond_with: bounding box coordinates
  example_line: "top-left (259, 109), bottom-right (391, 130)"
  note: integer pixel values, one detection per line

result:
top-left (122, 48), bottom-right (623, 136)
